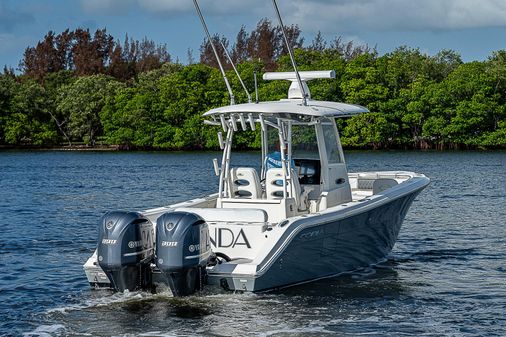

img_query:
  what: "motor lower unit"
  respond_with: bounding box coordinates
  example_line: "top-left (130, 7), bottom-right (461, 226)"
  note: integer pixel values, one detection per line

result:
top-left (155, 211), bottom-right (211, 296)
top-left (97, 211), bottom-right (154, 292)
top-left (96, 210), bottom-right (212, 296)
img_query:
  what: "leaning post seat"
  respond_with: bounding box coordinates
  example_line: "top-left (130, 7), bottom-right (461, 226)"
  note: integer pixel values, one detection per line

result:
top-left (228, 167), bottom-right (262, 199)
top-left (265, 168), bottom-right (304, 210)
top-left (174, 207), bottom-right (268, 223)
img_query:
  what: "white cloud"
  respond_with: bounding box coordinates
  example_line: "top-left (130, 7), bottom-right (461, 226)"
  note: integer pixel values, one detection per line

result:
top-left (114, 0), bottom-right (506, 33)
top-left (75, 0), bottom-right (506, 35)
top-left (281, 0), bottom-right (506, 33)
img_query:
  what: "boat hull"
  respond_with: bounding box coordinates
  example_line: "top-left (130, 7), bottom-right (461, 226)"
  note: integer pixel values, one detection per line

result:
top-left (214, 188), bottom-right (422, 292)
top-left (85, 173), bottom-right (429, 294)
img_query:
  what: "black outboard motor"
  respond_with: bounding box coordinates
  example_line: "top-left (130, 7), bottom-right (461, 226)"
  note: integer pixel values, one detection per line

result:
top-left (155, 211), bottom-right (211, 296)
top-left (97, 211), bottom-right (154, 292)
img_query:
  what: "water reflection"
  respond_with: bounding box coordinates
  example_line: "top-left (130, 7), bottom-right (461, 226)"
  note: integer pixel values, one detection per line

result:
top-left (277, 262), bottom-right (406, 299)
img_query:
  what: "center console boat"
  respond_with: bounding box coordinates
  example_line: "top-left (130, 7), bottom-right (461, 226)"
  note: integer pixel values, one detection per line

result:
top-left (84, 69), bottom-right (429, 295)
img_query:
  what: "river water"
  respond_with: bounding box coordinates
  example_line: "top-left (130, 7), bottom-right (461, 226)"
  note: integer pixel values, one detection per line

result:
top-left (0, 150), bottom-right (505, 337)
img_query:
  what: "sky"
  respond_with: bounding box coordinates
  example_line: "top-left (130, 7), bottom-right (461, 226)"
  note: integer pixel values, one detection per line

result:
top-left (1, 0), bottom-right (506, 71)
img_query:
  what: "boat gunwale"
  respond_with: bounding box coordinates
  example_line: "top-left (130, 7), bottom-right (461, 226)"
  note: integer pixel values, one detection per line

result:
top-left (207, 173), bottom-right (429, 279)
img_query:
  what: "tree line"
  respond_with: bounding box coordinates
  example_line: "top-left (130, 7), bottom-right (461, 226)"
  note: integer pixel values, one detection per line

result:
top-left (0, 22), bottom-right (505, 150)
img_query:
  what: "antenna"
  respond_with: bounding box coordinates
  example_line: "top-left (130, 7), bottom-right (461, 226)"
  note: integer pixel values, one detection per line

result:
top-left (193, 0), bottom-right (235, 105)
top-left (220, 41), bottom-right (252, 103)
top-left (263, 70), bottom-right (335, 99)
top-left (254, 71), bottom-right (259, 103)
top-left (271, 0), bottom-right (307, 106)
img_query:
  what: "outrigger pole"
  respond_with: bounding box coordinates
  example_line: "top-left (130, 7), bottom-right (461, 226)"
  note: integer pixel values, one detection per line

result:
top-left (221, 41), bottom-right (252, 103)
top-left (271, 0), bottom-right (308, 106)
top-left (193, 0), bottom-right (235, 105)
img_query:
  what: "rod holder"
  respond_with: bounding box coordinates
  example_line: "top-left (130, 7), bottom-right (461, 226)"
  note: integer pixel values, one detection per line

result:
top-left (259, 114), bottom-right (266, 132)
top-left (220, 115), bottom-right (228, 132)
top-left (217, 132), bottom-right (224, 150)
top-left (213, 158), bottom-right (220, 176)
top-left (239, 114), bottom-right (247, 131)
top-left (248, 113), bottom-right (256, 131)
top-left (230, 115), bottom-right (238, 132)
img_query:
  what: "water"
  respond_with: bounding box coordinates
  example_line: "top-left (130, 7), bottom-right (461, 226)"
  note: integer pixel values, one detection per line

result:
top-left (0, 150), bottom-right (505, 337)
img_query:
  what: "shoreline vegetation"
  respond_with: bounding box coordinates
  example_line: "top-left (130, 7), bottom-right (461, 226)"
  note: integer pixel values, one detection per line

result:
top-left (1, 23), bottom-right (505, 151)
top-left (2, 144), bottom-right (505, 153)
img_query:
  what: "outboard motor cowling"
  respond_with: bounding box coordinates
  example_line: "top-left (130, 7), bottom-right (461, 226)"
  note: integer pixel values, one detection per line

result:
top-left (155, 211), bottom-right (211, 296)
top-left (97, 211), bottom-right (154, 292)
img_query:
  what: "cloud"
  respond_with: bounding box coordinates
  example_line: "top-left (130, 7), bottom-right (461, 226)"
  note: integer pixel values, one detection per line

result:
top-left (137, 0), bottom-right (256, 17)
top-left (104, 0), bottom-right (506, 33)
top-left (80, 0), bottom-right (137, 15)
top-left (281, 0), bottom-right (506, 33)
top-left (0, 2), bottom-right (35, 32)
top-left (79, 0), bottom-right (251, 17)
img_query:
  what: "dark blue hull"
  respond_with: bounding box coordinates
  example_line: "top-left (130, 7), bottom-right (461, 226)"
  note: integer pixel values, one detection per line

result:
top-left (254, 191), bottom-right (420, 291)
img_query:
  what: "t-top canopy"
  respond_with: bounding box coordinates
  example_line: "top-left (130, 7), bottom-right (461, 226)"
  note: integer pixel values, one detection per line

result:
top-left (203, 99), bottom-right (369, 120)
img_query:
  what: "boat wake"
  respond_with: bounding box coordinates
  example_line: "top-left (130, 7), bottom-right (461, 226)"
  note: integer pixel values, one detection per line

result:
top-left (45, 289), bottom-right (173, 315)
top-left (22, 324), bottom-right (66, 337)
top-left (44, 283), bottom-right (248, 316)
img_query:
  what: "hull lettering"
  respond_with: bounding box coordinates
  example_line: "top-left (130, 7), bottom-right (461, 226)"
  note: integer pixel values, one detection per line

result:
top-left (210, 228), bottom-right (251, 249)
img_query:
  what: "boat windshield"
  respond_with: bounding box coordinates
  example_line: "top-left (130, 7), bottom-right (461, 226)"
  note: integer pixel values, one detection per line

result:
top-left (291, 124), bottom-right (319, 160)
top-left (266, 126), bottom-right (280, 155)
top-left (266, 123), bottom-right (320, 160)
top-left (321, 118), bottom-right (343, 163)
top-left (262, 121), bottom-right (321, 182)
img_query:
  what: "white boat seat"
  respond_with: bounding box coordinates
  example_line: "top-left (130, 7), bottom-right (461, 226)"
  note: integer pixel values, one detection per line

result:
top-left (229, 167), bottom-right (262, 199)
top-left (373, 178), bottom-right (398, 194)
top-left (174, 207), bottom-right (268, 223)
top-left (265, 168), bottom-right (309, 211)
top-left (356, 178), bottom-right (375, 190)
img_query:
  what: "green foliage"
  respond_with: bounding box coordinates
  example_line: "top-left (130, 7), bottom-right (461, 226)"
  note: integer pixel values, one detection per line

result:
top-left (3, 78), bottom-right (59, 145)
top-left (1, 47), bottom-right (506, 150)
top-left (0, 73), bottom-right (18, 143)
top-left (341, 53), bottom-right (389, 111)
top-left (342, 113), bottom-right (397, 149)
top-left (57, 74), bottom-right (124, 145)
